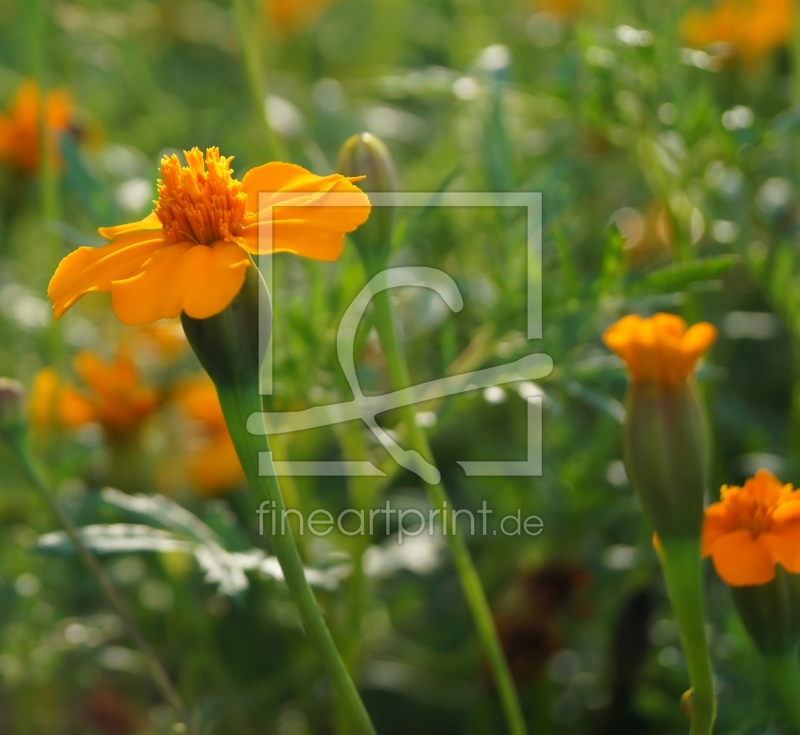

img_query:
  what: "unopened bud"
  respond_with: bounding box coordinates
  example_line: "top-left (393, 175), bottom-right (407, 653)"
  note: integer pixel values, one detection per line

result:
top-left (624, 379), bottom-right (710, 539)
top-left (336, 132), bottom-right (398, 275)
top-left (731, 565), bottom-right (800, 657)
top-left (0, 378), bottom-right (25, 432)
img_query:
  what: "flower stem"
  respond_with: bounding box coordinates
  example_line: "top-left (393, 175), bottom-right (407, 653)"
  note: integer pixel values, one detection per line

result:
top-left (660, 538), bottom-right (716, 735)
top-left (764, 647), bottom-right (800, 732)
top-left (216, 379), bottom-right (377, 735)
top-left (4, 428), bottom-right (198, 735)
top-left (370, 287), bottom-right (528, 735)
top-left (230, 0), bottom-right (287, 162)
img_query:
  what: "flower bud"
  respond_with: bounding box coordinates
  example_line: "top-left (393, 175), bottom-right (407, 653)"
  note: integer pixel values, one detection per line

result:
top-left (604, 314), bottom-right (716, 540)
top-left (336, 132), bottom-right (398, 275)
top-left (730, 566), bottom-right (800, 656)
top-left (0, 378), bottom-right (25, 433)
top-left (181, 260), bottom-right (271, 391)
top-left (624, 379), bottom-right (710, 538)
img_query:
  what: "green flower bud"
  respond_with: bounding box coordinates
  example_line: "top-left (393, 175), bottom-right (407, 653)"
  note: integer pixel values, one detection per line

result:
top-left (731, 566), bottom-right (800, 657)
top-left (181, 260), bottom-right (271, 392)
top-left (623, 379), bottom-right (710, 539)
top-left (336, 132), bottom-right (398, 275)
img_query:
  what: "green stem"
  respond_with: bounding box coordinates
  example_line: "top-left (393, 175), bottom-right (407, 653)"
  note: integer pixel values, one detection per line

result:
top-left (230, 0), bottom-right (287, 162)
top-left (660, 539), bottom-right (716, 735)
top-left (764, 647), bottom-right (800, 732)
top-left (370, 287), bottom-right (528, 735)
top-left (216, 379), bottom-right (377, 735)
top-left (5, 428), bottom-right (198, 735)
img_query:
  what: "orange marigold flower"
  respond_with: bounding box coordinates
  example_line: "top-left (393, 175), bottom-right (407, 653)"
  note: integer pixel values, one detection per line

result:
top-left (602, 313), bottom-right (717, 386)
top-left (702, 469), bottom-right (800, 586)
top-left (682, 0), bottom-right (792, 62)
top-left (48, 147), bottom-right (370, 326)
top-left (268, 0), bottom-right (337, 34)
top-left (0, 80), bottom-right (73, 173)
top-left (174, 377), bottom-right (244, 496)
top-left (29, 349), bottom-right (159, 436)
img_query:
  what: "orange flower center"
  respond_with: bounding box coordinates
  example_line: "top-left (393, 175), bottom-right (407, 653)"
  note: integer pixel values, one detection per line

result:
top-left (720, 470), bottom-right (795, 537)
top-left (154, 147), bottom-right (252, 246)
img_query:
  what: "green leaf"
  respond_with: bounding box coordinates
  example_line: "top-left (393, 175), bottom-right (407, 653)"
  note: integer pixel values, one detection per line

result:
top-left (627, 255), bottom-right (740, 295)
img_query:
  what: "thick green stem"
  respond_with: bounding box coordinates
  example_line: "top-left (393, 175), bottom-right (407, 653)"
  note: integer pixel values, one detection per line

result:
top-left (5, 429), bottom-right (197, 735)
top-left (660, 539), bottom-right (716, 735)
top-left (230, 0), bottom-right (287, 161)
top-left (216, 379), bottom-right (377, 735)
top-left (764, 647), bottom-right (800, 732)
top-left (371, 288), bottom-right (528, 735)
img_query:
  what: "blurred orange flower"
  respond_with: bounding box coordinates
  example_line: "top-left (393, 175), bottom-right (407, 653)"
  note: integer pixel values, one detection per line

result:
top-left (29, 349), bottom-right (159, 436)
top-left (48, 147), bottom-right (370, 326)
top-left (268, 0), bottom-right (337, 33)
top-left (174, 377), bottom-right (244, 496)
top-left (702, 469), bottom-right (800, 586)
top-left (537, 0), bottom-right (583, 18)
top-left (132, 320), bottom-right (189, 363)
top-left (0, 80), bottom-right (73, 173)
top-left (682, 0), bottom-right (792, 61)
top-left (602, 313), bottom-right (717, 386)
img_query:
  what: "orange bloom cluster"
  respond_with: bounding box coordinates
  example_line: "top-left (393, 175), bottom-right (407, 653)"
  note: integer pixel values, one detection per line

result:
top-left (29, 349), bottom-right (159, 436)
top-left (174, 377), bottom-right (244, 496)
top-left (0, 80), bottom-right (73, 173)
top-left (603, 313), bottom-right (717, 386)
top-left (682, 0), bottom-right (792, 61)
top-left (703, 470), bottom-right (800, 586)
top-left (48, 147), bottom-right (370, 326)
top-left (268, 0), bottom-right (337, 34)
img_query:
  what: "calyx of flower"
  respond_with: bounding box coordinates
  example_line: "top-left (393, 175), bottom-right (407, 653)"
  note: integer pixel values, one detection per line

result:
top-left (731, 565), bottom-right (800, 656)
top-left (623, 378), bottom-right (710, 539)
top-left (181, 258), bottom-right (271, 392)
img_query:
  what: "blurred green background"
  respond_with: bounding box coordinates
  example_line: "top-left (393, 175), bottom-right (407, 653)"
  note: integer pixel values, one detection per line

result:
top-left (0, 0), bottom-right (798, 732)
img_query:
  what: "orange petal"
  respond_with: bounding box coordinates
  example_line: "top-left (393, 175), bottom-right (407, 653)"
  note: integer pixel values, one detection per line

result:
top-left (240, 163), bottom-right (370, 260)
top-left (110, 242), bottom-right (250, 325)
top-left (241, 162), bottom-right (323, 210)
top-left (710, 529), bottom-right (776, 586)
top-left (48, 232), bottom-right (168, 319)
top-left (110, 243), bottom-right (194, 325)
top-left (98, 211), bottom-right (162, 240)
top-left (701, 503), bottom-right (731, 557)
top-left (58, 386), bottom-right (96, 428)
top-left (761, 523), bottom-right (800, 573)
top-left (772, 500), bottom-right (800, 523)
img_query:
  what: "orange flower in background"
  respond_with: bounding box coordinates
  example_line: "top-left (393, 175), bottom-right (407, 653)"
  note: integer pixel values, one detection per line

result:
top-left (174, 377), bottom-right (244, 496)
top-left (682, 0), bottom-right (792, 61)
top-left (132, 320), bottom-right (189, 363)
top-left (0, 80), bottom-right (73, 173)
top-left (703, 470), bottom-right (800, 586)
top-left (268, 0), bottom-right (337, 34)
top-left (29, 349), bottom-right (159, 436)
top-left (48, 147), bottom-right (370, 326)
top-left (602, 313), bottom-right (717, 386)
top-left (537, 0), bottom-right (583, 19)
